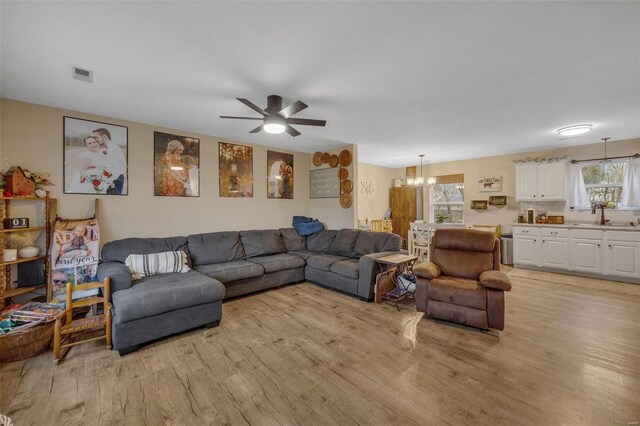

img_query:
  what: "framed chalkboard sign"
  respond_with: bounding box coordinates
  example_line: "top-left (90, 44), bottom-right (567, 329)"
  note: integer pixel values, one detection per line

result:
top-left (310, 168), bottom-right (340, 198)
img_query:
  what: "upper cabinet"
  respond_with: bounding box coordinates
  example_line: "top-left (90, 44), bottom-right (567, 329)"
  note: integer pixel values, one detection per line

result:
top-left (515, 161), bottom-right (567, 201)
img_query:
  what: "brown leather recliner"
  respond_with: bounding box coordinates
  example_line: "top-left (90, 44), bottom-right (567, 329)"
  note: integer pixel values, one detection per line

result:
top-left (413, 228), bottom-right (511, 331)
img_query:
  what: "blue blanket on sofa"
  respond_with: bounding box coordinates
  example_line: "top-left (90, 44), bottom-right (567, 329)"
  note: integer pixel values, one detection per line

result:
top-left (292, 216), bottom-right (324, 236)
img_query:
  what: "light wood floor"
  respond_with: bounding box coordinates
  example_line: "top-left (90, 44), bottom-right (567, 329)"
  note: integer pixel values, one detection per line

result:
top-left (1, 268), bottom-right (639, 425)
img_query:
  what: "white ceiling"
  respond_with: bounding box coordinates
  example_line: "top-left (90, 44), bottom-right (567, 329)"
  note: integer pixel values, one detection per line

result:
top-left (2, 1), bottom-right (639, 168)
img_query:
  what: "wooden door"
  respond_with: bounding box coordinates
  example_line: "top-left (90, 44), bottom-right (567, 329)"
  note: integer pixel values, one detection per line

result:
top-left (390, 187), bottom-right (417, 247)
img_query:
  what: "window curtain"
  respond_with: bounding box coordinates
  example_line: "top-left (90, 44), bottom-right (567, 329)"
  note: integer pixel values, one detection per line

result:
top-left (622, 157), bottom-right (640, 208)
top-left (568, 163), bottom-right (590, 209)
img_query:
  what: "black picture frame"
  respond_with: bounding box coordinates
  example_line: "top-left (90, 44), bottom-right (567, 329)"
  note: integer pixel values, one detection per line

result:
top-left (63, 116), bottom-right (128, 195)
top-left (153, 132), bottom-right (200, 197)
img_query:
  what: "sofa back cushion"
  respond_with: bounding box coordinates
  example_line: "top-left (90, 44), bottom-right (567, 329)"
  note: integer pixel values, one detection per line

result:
top-left (240, 229), bottom-right (285, 258)
top-left (279, 228), bottom-right (307, 251)
top-left (352, 231), bottom-right (402, 257)
top-left (187, 231), bottom-right (245, 266)
top-left (102, 236), bottom-right (188, 263)
top-left (329, 229), bottom-right (360, 256)
top-left (431, 229), bottom-right (497, 280)
top-left (306, 229), bottom-right (338, 252)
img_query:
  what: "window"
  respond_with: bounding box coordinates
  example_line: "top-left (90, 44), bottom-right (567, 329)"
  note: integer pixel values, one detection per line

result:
top-left (582, 161), bottom-right (626, 206)
top-left (429, 174), bottom-right (464, 223)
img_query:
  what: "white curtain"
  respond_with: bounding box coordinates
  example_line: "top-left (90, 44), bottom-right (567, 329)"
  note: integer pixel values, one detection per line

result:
top-left (622, 157), bottom-right (640, 208)
top-left (568, 162), bottom-right (590, 209)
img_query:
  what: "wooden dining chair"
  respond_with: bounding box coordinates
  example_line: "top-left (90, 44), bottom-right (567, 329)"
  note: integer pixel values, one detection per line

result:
top-left (53, 277), bottom-right (111, 362)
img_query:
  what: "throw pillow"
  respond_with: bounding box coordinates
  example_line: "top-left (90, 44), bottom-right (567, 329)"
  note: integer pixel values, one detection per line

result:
top-left (125, 251), bottom-right (190, 280)
top-left (329, 229), bottom-right (360, 256)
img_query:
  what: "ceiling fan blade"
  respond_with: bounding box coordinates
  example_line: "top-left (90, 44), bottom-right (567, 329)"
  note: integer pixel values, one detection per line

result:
top-left (237, 98), bottom-right (268, 116)
top-left (285, 124), bottom-right (301, 137)
top-left (250, 125), bottom-right (263, 133)
top-left (287, 118), bottom-right (327, 127)
top-left (219, 116), bottom-right (264, 120)
top-left (279, 100), bottom-right (308, 118)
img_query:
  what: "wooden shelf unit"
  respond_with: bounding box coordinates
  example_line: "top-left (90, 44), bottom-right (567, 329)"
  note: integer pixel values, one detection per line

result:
top-left (0, 193), bottom-right (56, 306)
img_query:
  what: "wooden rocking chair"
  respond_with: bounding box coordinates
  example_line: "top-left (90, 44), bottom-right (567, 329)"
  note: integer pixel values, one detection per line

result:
top-left (53, 278), bottom-right (111, 362)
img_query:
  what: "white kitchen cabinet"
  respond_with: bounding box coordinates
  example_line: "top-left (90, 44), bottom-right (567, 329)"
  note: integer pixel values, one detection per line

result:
top-left (541, 237), bottom-right (569, 269)
top-left (513, 225), bottom-right (640, 282)
top-left (513, 227), bottom-right (540, 266)
top-left (515, 161), bottom-right (567, 201)
top-left (569, 239), bottom-right (602, 273)
top-left (604, 231), bottom-right (640, 278)
top-left (537, 162), bottom-right (566, 200)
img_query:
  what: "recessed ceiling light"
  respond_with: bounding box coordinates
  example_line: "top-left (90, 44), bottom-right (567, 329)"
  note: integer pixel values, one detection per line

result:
top-left (557, 124), bottom-right (593, 137)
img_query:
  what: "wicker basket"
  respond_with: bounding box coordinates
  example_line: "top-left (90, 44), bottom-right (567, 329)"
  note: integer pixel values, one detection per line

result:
top-left (0, 322), bottom-right (54, 362)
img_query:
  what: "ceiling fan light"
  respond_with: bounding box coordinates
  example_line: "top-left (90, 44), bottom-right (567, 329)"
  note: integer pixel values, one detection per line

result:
top-left (264, 115), bottom-right (286, 134)
top-left (557, 124), bottom-right (593, 137)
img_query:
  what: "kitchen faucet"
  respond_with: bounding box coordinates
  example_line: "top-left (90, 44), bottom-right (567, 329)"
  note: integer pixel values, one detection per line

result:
top-left (591, 203), bottom-right (610, 226)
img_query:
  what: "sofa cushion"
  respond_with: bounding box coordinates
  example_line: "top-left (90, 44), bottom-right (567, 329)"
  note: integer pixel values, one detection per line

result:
top-left (306, 253), bottom-right (349, 271)
top-left (247, 253), bottom-right (305, 273)
top-left (102, 236), bottom-right (188, 263)
top-left (352, 231), bottom-right (402, 257)
top-left (428, 276), bottom-right (486, 310)
top-left (379, 233), bottom-right (403, 252)
top-left (329, 229), bottom-right (360, 257)
top-left (187, 231), bottom-right (245, 265)
top-left (330, 259), bottom-right (360, 280)
top-left (288, 250), bottom-right (315, 260)
top-left (306, 229), bottom-right (338, 252)
top-left (279, 228), bottom-right (307, 251)
top-left (112, 270), bottom-right (224, 323)
top-left (240, 230), bottom-right (285, 258)
top-left (195, 260), bottom-right (263, 283)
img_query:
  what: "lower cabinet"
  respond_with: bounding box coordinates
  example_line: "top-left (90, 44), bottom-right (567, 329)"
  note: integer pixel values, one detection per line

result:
top-left (541, 237), bottom-right (569, 269)
top-left (569, 239), bottom-right (602, 273)
top-left (513, 226), bottom-right (640, 282)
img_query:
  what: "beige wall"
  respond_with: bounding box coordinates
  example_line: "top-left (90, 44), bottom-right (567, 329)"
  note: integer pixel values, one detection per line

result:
top-left (356, 162), bottom-right (396, 222)
top-left (0, 99), bottom-right (315, 242)
top-left (309, 144), bottom-right (357, 229)
top-left (400, 138), bottom-right (640, 233)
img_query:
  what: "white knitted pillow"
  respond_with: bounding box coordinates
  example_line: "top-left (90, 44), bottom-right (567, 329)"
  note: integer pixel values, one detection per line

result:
top-left (125, 251), bottom-right (190, 280)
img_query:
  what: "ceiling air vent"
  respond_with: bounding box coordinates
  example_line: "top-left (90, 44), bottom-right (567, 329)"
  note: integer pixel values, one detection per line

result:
top-left (72, 66), bottom-right (93, 83)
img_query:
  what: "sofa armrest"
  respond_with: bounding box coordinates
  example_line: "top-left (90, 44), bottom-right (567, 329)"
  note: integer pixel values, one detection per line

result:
top-left (413, 261), bottom-right (441, 280)
top-left (479, 270), bottom-right (512, 291)
top-left (357, 251), bottom-right (404, 299)
top-left (98, 262), bottom-right (133, 294)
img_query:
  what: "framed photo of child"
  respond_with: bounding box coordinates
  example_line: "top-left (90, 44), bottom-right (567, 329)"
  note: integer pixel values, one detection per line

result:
top-left (63, 116), bottom-right (128, 195)
top-left (153, 132), bottom-right (200, 197)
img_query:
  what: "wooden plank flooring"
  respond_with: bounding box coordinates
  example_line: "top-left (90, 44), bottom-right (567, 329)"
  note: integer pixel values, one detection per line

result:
top-left (1, 268), bottom-right (639, 425)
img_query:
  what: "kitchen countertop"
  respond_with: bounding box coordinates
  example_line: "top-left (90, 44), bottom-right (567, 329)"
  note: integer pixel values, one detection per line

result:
top-left (513, 222), bottom-right (640, 231)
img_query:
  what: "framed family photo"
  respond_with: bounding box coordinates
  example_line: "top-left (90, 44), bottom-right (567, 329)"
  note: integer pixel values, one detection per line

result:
top-left (219, 142), bottom-right (253, 197)
top-left (267, 150), bottom-right (294, 199)
top-left (153, 132), bottom-right (200, 197)
top-left (63, 117), bottom-right (128, 195)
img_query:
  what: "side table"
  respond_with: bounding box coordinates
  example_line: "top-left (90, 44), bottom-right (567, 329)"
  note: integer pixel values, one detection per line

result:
top-left (374, 253), bottom-right (418, 310)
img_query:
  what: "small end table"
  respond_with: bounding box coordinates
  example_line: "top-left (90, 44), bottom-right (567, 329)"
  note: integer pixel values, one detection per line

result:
top-left (374, 254), bottom-right (418, 310)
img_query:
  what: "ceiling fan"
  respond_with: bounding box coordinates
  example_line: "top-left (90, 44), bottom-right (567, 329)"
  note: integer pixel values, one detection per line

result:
top-left (220, 95), bottom-right (326, 137)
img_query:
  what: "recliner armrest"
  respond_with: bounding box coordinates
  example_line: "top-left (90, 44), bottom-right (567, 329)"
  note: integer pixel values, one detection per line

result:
top-left (479, 270), bottom-right (512, 291)
top-left (413, 261), bottom-right (441, 280)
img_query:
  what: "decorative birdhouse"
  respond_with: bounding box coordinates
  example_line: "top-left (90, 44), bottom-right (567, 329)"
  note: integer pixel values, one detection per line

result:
top-left (4, 166), bottom-right (36, 196)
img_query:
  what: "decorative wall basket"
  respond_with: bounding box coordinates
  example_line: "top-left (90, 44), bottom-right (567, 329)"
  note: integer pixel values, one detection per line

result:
top-left (338, 150), bottom-right (352, 167)
top-left (322, 153), bottom-right (330, 164)
top-left (329, 155), bottom-right (339, 168)
top-left (313, 152), bottom-right (323, 166)
top-left (341, 179), bottom-right (353, 194)
top-left (339, 167), bottom-right (349, 180)
top-left (340, 193), bottom-right (352, 208)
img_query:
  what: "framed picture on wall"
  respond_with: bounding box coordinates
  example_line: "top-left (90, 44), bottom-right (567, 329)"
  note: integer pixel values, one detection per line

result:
top-left (267, 150), bottom-right (294, 199)
top-left (219, 142), bottom-right (253, 197)
top-left (153, 132), bottom-right (200, 197)
top-left (63, 116), bottom-right (128, 195)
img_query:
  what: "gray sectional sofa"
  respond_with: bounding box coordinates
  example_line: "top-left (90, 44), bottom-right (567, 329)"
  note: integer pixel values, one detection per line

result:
top-left (98, 228), bottom-right (402, 355)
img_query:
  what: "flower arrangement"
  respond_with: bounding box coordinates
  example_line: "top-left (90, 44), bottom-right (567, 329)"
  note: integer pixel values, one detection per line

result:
top-left (80, 170), bottom-right (113, 193)
top-left (22, 169), bottom-right (54, 189)
top-left (6, 229), bottom-right (42, 249)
